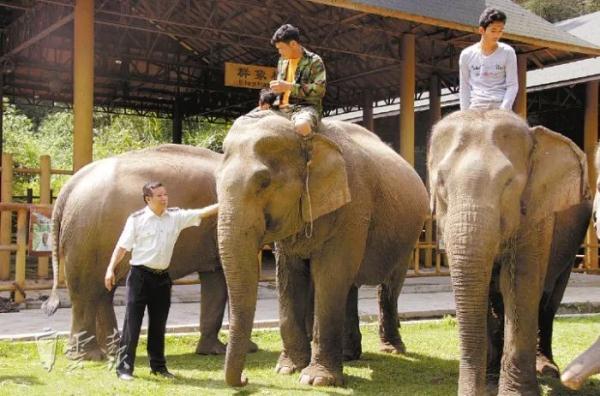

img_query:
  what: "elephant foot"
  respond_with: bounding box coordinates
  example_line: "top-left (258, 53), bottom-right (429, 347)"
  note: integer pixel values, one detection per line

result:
top-left (299, 363), bottom-right (344, 387)
top-left (247, 339), bottom-right (259, 353)
top-left (536, 353), bottom-right (559, 378)
top-left (66, 346), bottom-right (105, 361)
top-left (498, 380), bottom-right (541, 396)
top-left (275, 351), bottom-right (308, 375)
top-left (343, 344), bottom-right (361, 361)
top-left (379, 339), bottom-right (406, 355)
top-left (195, 337), bottom-right (227, 355)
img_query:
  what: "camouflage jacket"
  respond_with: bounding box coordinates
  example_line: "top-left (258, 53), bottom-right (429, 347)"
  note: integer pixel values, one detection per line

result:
top-left (276, 47), bottom-right (326, 114)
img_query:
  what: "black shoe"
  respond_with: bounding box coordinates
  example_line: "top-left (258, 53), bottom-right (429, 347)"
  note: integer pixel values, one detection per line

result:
top-left (116, 370), bottom-right (134, 381)
top-left (151, 368), bottom-right (175, 379)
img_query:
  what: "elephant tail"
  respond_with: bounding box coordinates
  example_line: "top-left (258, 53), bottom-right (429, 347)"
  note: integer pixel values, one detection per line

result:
top-left (41, 192), bottom-right (66, 316)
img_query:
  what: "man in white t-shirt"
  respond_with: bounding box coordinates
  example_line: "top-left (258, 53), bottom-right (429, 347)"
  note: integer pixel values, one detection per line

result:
top-left (459, 8), bottom-right (518, 111)
top-left (104, 181), bottom-right (217, 381)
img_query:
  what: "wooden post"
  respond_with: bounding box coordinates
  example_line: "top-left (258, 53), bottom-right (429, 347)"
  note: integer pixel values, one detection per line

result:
top-left (38, 155), bottom-right (51, 278)
top-left (363, 91), bottom-right (374, 132)
top-left (173, 99), bottom-right (183, 144)
top-left (73, 0), bottom-right (94, 172)
top-left (513, 54), bottom-right (527, 118)
top-left (0, 153), bottom-right (12, 280)
top-left (429, 74), bottom-right (441, 127)
top-left (584, 80), bottom-right (599, 270)
top-left (400, 34), bottom-right (415, 165)
top-left (15, 209), bottom-right (27, 303)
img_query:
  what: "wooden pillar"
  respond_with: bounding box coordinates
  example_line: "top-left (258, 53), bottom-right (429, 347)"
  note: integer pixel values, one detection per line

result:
top-left (400, 34), bottom-right (415, 165)
top-left (0, 75), bottom-right (3, 157)
top-left (584, 80), bottom-right (599, 270)
top-left (38, 155), bottom-right (51, 279)
top-left (513, 54), bottom-right (527, 118)
top-left (363, 91), bottom-right (374, 132)
top-left (14, 209), bottom-right (27, 303)
top-left (173, 97), bottom-right (183, 144)
top-left (0, 153), bottom-right (12, 280)
top-left (429, 74), bottom-right (441, 127)
top-left (73, 0), bottom-right (94, 172)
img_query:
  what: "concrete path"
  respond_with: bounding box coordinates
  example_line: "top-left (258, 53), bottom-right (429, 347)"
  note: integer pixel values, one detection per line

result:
top-left (1, 273), bottom-right (599, 341)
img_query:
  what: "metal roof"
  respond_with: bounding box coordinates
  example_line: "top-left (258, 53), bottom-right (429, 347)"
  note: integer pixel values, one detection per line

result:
top-left (1, 0), bottom-right (599, 120)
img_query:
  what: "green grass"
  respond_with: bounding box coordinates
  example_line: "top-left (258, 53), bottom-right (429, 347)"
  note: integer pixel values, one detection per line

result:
top-left (0, 316), bottom-right (598, 395)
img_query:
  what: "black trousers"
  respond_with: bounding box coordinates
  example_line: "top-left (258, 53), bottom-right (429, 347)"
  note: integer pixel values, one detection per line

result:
top-left (116, 266), bottom-right (171, 374)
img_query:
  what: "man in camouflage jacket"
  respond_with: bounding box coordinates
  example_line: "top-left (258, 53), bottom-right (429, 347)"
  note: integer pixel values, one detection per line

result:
top-left (269, 24), bottom-right (326, 136)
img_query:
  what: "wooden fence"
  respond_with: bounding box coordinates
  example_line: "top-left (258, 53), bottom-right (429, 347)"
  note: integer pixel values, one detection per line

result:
top-left (0, 153), bottom-right (598, 304)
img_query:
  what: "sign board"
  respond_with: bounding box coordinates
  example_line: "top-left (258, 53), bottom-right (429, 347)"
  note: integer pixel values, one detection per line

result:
top-left (29, 206), bottom-right (53, 256)
top-left (224, 62), bottom-right (277, 89)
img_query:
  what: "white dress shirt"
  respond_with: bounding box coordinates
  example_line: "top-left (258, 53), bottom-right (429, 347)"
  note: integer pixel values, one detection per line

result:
top-left (117, 206), bottom-right (203, 270)
top-left (459, 42), bottom-right (518, 111)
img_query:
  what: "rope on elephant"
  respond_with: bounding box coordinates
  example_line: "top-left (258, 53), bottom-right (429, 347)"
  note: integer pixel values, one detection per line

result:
top-left (304, 161), bottom-right (314, 238)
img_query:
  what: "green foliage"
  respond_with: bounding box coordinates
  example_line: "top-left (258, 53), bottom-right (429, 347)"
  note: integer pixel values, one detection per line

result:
top-left (0, 317), bottom-right (598, 395)
top-left (516, 0), bottom-right (600, 22)
top-left (2, 103), bottom-right (231, 199)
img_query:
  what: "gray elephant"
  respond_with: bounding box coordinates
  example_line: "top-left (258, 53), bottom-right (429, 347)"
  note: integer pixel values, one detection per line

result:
top-left (428, 110), bottom-right (591, 395)
top-left (560, 144), bottom-right (600, 390)
top-left (42, 145), bottom-right (249, 359)
top-left (216, 111), bottom-right (429, 387)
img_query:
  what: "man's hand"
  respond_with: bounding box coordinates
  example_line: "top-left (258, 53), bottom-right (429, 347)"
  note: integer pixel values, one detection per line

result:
top-left (199, 203), bottom-right (219, 219)
top-left (104, 266), bottom-right (115, 291)
top-left (269, 80), bottom-right (293, 94)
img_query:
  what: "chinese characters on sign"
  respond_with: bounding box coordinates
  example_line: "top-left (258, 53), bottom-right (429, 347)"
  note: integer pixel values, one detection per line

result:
top-left (29, 206), bottom-right (53, 256)
top-left (224, 62), bottom-right (277, 89)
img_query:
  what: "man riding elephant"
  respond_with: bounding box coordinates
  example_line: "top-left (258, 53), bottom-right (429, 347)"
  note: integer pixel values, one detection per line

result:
top-left (269, 23), bottom-right (326, 137)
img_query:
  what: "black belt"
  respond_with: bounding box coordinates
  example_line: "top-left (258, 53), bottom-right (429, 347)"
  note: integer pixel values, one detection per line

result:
top-left (135, 265), bottom-right (169, 275)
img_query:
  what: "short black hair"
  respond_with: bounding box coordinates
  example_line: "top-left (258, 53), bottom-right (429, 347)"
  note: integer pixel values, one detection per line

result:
top-left (259, 88), bottom-right (277, 107)
top-left (479, 8), bottom-right (507, 30)
top-left (271, 24), bottom-right (300, 45)
top-left (143, 181), bottom-right (163, 204)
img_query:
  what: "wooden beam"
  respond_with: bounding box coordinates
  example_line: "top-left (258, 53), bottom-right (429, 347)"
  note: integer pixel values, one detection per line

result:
top-left (363, 91), bottom-right (374, 132)
top-left (400, 33), bottom-right (415, 165)
top-left (73, 0), bottom-right (94, 171)
top-left (584, 80), bottom-right (599, 270)
top-left (513, 54), bottom-right (527, 118)
top-left (429, 73), bottom-right (441, 127)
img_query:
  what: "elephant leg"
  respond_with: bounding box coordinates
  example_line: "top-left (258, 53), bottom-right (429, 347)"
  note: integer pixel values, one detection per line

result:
top-left (486, 264), bottom-right (504, 393)
top-left (378, 266), bottom-right (406, 355)
top-left (498, 227), bottom-right (551, 396)
top-left (68, 295), bottom-right (105, 361)
top-left (343, 285), bottom-right (362, 361)
top-left (195, 269), bottom-right (229, 355)
top-left (96, 292), bottom-right (119, 354)
top-left (299, 234), bottom-right (365, 387)
top-left (536, 261), bottom-right (571, 378)
top-left (276, 256), bottom-right (312, 375)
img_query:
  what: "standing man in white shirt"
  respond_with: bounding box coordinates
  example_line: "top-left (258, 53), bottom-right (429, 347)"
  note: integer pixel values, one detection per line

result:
top-left (104, 181), bottom-right (217, 381)
top-left (459, 8), bottom-right (518, 111)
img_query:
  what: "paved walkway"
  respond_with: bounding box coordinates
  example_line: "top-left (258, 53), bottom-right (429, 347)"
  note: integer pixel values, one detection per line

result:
top-left (1, 272), bottom-right (599, 341)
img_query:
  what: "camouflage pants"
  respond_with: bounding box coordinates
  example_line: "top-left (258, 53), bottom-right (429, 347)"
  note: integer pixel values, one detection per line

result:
top-left (281, 105), bottom-right (321, 133)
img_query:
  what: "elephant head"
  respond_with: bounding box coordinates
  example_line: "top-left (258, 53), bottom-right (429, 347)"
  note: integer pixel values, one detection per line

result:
top-left (428, 110), bottom-right (588, 394)
top-left (216, 112), bottom-right (350, 386)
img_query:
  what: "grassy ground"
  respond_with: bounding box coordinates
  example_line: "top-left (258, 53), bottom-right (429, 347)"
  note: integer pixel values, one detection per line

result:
top-left (0, 316), bottom-right (598, 395)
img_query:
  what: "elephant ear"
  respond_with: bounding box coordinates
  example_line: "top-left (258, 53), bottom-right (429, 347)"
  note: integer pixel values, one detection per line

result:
top-left (301, 134), bottom-right (351, 222)
top-left (523, 126), bottom-right (590, 222)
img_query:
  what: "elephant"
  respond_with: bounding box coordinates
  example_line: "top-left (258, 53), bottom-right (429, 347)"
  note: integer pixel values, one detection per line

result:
top-left (428, 109), bottom-right (591, 395)
top-left (42, 144), bottom-right (252, 359)
top-left (215, 110), bottom-right (429, 387)
top-left (561, 144), bottom-right (600, 390)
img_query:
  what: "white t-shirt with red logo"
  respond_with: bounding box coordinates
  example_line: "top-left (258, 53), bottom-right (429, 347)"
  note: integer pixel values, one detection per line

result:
top-left (459, 42), bottom-right (518, 111)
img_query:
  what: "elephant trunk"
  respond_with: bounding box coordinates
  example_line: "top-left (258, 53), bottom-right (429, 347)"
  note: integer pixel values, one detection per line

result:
top-left (218, 199), bottom-right (261, 387)
top-left (444, 204), bottom-right (498, 396)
